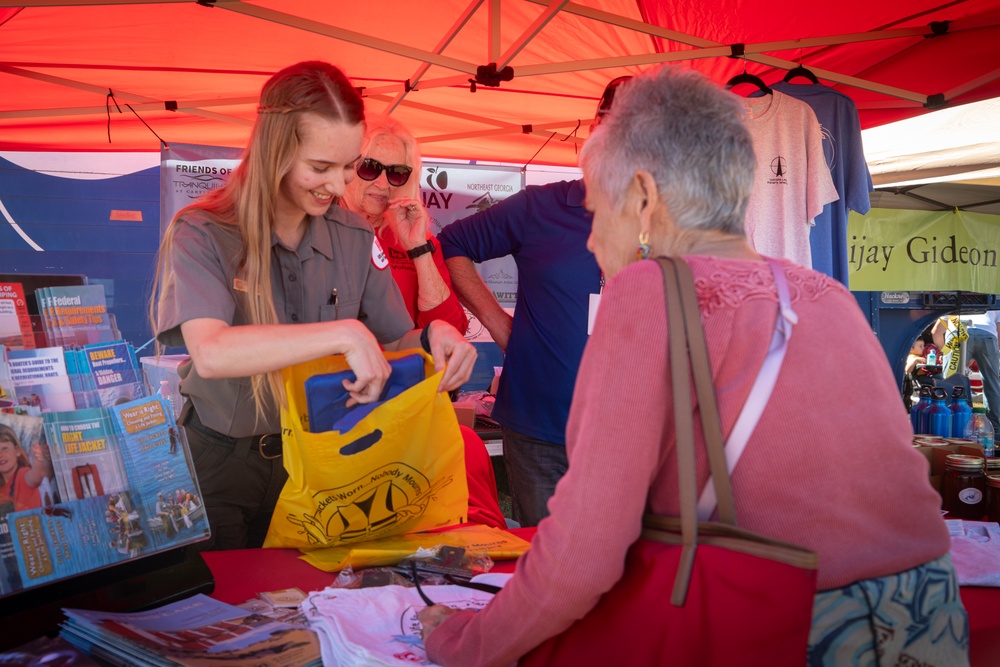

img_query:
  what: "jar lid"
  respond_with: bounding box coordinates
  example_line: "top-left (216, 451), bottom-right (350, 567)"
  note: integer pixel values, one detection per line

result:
top-left (945, 454), bottom-right (986, 470)
top-left (988, 474), bottom-right (1000, 488)
top-left (987, 457), bottom-right (1000, 471)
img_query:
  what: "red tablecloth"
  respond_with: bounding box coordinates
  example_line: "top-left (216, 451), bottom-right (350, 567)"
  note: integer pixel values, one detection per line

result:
top-left (201, 529), bottom-right (1000, 667)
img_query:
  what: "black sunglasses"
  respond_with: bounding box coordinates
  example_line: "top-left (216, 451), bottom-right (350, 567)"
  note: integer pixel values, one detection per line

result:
top-left (356, 157), bottom-right (413, 187)
top-left (595, 75), bottom-right (634, 118)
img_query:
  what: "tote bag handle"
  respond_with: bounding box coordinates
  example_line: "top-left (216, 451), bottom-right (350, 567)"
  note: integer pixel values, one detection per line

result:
top-left (657, 256), bottom-right (735, 605)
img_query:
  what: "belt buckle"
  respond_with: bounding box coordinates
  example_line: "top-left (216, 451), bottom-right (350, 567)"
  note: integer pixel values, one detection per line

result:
top-left (258, 434), bottom-right (282, 460)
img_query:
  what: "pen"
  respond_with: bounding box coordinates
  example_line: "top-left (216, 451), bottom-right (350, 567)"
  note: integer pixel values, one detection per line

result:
top-left (328, 288), bottom-right (339, 319)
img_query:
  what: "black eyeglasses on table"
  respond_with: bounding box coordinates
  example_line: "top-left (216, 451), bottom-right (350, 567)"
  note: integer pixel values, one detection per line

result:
top-left (405, 561), bottom-right (501, 607)
top-left (356, 157), bottom-right (413, 186)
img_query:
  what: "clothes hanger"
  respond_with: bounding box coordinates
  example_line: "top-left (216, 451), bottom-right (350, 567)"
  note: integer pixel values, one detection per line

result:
top-left (725, 71), bottom-right (772, 95)
top-left (725, 56), bottom-right (772, 95)
top-left (782, 65), bottom-right (819, 84)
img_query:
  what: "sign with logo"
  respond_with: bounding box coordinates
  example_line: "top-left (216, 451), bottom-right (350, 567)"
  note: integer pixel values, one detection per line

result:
top-left (422, 162), bottom-right (524, 343)
top-left (159, 142), bottom-right (243, 239)
top-left (847, 208), bottom-right (1000, 293)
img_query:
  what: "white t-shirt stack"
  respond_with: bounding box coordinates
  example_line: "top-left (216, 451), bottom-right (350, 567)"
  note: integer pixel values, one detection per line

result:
top-left (741, 90), bottom-right (839, 268)
top-left (302, 584), bottom-right (498, 666)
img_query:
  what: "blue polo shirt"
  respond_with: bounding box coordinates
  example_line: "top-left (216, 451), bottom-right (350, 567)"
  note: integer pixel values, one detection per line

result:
top-left (438, 179), bottom-right (600, 445)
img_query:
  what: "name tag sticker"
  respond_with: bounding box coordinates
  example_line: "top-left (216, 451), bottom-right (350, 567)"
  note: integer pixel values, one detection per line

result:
top-left (372, 238), bottom-right (389, 270)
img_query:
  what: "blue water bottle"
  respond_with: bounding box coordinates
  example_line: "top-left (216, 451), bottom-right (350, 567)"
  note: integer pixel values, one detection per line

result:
top-left (912, 386), bottom-right (932, 434)
top-left (951, 386), bottom-right (973, 440)
top-left (927, 387), bottom-right (952, 438)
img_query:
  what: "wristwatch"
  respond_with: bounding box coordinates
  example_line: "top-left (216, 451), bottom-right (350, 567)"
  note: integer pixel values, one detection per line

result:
top-left (406, 241), bottom-right (436, 259)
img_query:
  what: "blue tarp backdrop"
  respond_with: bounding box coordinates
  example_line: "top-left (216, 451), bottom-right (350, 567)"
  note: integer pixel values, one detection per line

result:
top-left (0, 154), bottom-right (160, 349)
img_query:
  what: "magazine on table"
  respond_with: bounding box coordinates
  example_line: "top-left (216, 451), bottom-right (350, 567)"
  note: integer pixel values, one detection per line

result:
top-left (0, 634), bottom-right (104, 665)
top-left (61, 593), bottom-right (322, 667)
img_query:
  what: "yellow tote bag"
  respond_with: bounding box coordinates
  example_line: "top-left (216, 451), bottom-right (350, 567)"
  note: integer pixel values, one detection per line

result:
top-left (264, 349), bottom-right (468, 549)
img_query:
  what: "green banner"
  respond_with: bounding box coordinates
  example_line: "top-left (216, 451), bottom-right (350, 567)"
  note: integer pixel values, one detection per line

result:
top-left (847, 208), bottom-right (1000, 292)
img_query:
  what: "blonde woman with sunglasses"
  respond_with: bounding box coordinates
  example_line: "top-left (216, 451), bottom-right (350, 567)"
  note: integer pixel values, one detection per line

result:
top-left (342, 114), bottom-right (468, 335)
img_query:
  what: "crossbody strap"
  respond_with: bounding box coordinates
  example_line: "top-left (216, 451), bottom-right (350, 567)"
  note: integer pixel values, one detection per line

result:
top-left (696, 257), bottom-right (796, 520)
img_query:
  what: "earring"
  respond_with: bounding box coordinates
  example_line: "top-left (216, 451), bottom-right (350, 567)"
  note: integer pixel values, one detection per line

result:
top-left (637, 230), bottom-right (651, 260)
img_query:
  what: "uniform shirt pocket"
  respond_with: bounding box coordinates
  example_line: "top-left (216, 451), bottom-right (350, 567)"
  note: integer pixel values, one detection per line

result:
top-left (320, 299), bottom-right (361, 322)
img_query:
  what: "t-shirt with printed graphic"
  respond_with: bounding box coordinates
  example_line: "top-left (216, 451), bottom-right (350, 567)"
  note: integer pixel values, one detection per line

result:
top-left (772, 81), bottom-right (873, 284)
top-left (742, 90), bottom-right (839, 268)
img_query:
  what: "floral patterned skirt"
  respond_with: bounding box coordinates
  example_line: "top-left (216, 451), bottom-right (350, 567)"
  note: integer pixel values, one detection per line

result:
top-left (808, 553), bottom-right (969, 667)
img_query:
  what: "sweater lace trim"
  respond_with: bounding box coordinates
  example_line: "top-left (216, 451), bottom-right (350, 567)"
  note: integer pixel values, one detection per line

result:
top-left (689, 256), bottom-right (837, 317)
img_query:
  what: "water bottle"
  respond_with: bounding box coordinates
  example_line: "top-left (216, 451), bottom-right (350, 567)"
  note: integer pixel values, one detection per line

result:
top-left (913, 385), bottom-right (933, 434)
top-left (157, 379), bottom-right (178, 422)
top-left (965, 406), bottom-right (995, 458)
top-left (927, 348), bottom-right (937, 366)
top-left (951, 386), bottom-right (973, 440)
top-left (927, 387), bottom-right (952, 438)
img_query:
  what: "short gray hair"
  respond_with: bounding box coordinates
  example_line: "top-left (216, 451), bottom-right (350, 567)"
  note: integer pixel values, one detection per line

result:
top-left (581, 66), bottom-right (756, 236)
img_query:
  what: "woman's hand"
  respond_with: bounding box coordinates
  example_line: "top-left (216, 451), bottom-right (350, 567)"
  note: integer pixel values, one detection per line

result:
top-left (426, 320), bottom-right (477, 392)
top-left (387, 197), bottom-right (429, 250)
top-left (337, 320), bottom-right (393, 406)
top-left (417, 604), bottom-right (460, 643)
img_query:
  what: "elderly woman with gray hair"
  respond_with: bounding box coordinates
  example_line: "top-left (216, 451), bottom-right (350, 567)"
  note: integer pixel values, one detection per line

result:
top-left (419, 65), bottom-right (967, 666)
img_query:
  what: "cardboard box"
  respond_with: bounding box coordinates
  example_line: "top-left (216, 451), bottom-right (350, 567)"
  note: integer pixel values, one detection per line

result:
top-left (452, 400), bottom-right (476, 430)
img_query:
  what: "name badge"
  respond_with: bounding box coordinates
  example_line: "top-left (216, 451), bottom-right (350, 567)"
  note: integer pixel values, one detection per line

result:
top-left (372, 238), bottom-right (389, 270)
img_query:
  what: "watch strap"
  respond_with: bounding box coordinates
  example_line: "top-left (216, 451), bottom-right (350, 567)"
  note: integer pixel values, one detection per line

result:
top-left (406, 241), bottom-right (436, 259)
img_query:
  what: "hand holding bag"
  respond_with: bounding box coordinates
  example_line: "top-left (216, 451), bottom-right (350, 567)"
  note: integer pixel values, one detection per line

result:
top-left (263, 349), bottom-right (468, 549)
top-left (521, 257), bottom-right (818, 667)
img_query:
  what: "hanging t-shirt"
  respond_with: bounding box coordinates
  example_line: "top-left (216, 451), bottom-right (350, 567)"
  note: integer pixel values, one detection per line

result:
top-left (772, 81), bottom-right (873, 285)
top-left (742, 90), bottom-right (839, 268)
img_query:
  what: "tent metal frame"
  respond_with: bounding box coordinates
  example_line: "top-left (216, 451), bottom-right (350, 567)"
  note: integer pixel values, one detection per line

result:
top-left (1, 0), bottom-right (998, 153)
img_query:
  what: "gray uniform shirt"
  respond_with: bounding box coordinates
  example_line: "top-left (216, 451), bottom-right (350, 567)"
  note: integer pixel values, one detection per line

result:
top-left (156, 205), bottom-right (413, 437)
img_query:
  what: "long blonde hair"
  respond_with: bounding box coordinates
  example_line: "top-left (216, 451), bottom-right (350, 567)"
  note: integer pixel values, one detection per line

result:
top-left (150, 61), bottom-right (365, 420)
top-left (341, 113), bottom-right (422, 230)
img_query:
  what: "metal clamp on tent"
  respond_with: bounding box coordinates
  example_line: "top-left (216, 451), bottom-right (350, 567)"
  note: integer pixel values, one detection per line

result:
top-left (474, 63), bottom-right (514, 87)
top-left (927, 21), bottom-right (951, 37)
top-left (728, 43), bottom-right (745, 59)
top-left (924, 93), bottom-right (947, 110)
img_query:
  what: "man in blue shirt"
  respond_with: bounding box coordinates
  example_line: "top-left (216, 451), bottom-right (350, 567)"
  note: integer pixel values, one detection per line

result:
top-left (437, 78), bottom-right (628, 527)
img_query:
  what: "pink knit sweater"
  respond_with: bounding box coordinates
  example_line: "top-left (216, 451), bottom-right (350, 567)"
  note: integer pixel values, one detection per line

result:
top-left (426, 255), bottom-right (950, 667)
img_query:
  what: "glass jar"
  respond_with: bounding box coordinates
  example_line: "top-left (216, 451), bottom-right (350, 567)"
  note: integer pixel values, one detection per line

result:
top-left (942, 454), bottom-right (986, 520)
top-left (986, 457), bottom-right (1000, 476)
top-left (989, 475), bottom-right (1000, 523)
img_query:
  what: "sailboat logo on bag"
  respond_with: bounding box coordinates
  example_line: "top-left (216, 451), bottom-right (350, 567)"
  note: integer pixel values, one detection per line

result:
top-left (285, 463), bottom-right (453, 546)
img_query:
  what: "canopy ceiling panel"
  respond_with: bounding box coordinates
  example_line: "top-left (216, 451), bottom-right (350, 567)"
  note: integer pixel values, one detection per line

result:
top-left (1, 0), bottom-right (998, 166)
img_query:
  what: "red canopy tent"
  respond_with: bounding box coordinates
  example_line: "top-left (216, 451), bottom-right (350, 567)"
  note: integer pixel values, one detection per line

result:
top-left (1, 0), bottom-right (999, 166)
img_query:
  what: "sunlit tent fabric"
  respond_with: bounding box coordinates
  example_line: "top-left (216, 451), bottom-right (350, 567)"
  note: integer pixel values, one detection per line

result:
top-left (1, 0), bottom-right (999, 166)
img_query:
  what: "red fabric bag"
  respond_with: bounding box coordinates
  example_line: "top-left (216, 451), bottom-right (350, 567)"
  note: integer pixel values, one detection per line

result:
top-left (521, 257), bottom-right (818, 667)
